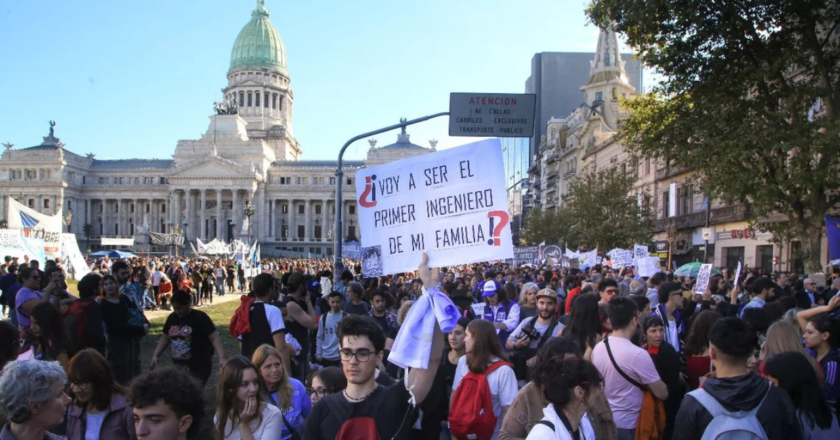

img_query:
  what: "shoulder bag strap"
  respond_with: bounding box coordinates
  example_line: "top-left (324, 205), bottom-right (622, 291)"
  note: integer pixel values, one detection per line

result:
top-left (280, 411), bottom-right (299, 439)
top-left (538, 320), bottom-right (559, 348)
top-left (604, 336), bottom-right (645, 390)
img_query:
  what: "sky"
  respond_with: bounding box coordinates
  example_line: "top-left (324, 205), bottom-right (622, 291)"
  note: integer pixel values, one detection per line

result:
top-left (0, 0), bottom-right (636, 161)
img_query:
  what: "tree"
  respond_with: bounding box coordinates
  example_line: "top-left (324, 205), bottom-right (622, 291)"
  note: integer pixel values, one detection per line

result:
top-left (561, 166), bottom-right (654, 250)
top-left (520, 209), bottom-right (571, 246)
top-left (82, 223), bottom-right (93, 253)
top-left (588, 0), bottom-right (840, 272)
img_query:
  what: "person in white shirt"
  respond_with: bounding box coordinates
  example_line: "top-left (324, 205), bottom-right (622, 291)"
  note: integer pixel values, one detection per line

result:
top-left (452, 319), bottom-right (519, 440)
top-left (525, 356), bottom-right (602, 440)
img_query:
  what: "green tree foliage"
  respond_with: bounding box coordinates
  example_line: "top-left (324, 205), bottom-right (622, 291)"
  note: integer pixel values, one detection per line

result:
top-left (562, 166), bottom-right (654, 250)
top-left (588, 0), bottom-right (840, 271)
top-left (520, 208), bottom-right (570, 246)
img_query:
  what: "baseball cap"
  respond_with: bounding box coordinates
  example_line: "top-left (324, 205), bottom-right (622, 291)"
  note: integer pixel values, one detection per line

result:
top-left (481, 280), bottom-right (502, 297)
top-left (535, 288), bottom-right (558, 300)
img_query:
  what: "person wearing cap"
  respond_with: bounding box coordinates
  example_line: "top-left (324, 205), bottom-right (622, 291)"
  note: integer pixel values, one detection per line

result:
top-left (481, 279), bottom-right (521, 352)
top-left (506, 288), bottom-right (563, 384)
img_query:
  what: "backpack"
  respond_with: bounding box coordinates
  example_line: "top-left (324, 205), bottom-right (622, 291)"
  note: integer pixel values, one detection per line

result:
top-left (449, 360), bottom-right (510, 440)
top-left (688, 382), bottom-right (771, 440)
top-left (63, 300), bottom-right (105, 352)
top-left (323, 386), bottom-right (387, 440)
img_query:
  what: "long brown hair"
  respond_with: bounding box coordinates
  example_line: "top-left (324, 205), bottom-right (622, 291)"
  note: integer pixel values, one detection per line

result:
top-left (31, 302), bottom-right (74, 359)
top-left (764, 320), bottom-right (822, 380)
top-left (251, 344), bottom-right (292, 409)
top-left (466, 319), bottom-right (509, 374)
top-left (67, 348), bottom-right (126, 410)
top-left (99, 274), bottom-right (120, 301)
top-left (215, 356), bottom-right (266, 440)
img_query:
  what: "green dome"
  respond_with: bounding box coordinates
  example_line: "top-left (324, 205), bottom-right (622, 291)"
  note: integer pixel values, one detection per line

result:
top-left (229, 0), bottom-right (287, 76)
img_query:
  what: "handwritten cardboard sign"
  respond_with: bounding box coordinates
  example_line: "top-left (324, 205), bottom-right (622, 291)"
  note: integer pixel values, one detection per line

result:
top-left (356, 139), bottom-right (513, 276)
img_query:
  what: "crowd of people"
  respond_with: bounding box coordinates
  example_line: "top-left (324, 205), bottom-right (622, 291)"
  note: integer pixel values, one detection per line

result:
top-left (0, 251), bottom-right (839, 440)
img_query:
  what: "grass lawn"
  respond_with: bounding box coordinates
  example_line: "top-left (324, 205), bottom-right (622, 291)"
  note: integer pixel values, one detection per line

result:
top-left (139, 299), bottom-right (241, 438)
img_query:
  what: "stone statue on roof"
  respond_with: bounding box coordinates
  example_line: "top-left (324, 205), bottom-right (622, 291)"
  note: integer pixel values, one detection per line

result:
top-left (49, 120), bottom-right (55, 137)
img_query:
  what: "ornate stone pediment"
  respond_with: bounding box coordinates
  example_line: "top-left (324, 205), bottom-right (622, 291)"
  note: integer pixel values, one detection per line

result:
top-left (168, 156), bottom-right (262, 181)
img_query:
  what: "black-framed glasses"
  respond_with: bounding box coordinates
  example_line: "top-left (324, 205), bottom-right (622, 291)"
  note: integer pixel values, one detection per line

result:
top-left (306, 387), bottom-right (332, 398)
top-left (339, 349), bottom-right (373, 362)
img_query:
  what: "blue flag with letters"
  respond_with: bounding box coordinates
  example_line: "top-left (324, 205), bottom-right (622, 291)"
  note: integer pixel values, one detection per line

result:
top-left (826, 215), bottom-right (840, 263)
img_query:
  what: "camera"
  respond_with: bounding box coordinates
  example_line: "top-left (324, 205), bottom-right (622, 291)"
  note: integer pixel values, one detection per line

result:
top-left (519, 325), bottom-right (540, 341)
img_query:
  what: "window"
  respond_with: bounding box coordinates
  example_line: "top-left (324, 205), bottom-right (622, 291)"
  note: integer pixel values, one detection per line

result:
top-left (315, 225), bottom-right (322, 238)
top-left (645, 158), bottom-right (651, 175)
top-left (298, 204), bottom-right (304, 214)
top-left (115, 224), bottom-right (119, 235)
top-left (272, 94), bottom-right (277, 109)
top-left (239, 91), bottom-right (244, 106)
top-left (247, 92), bottom-right (252, 107)
top-left (330, 177), bottom-right (336, 185)
top-left (281, 225), bottom-right (288, 238)
top-left (99, 177), bottom-right (104, 184)
top-left (134, 177), bottom-right (140, 184)
top-left (757, 245), bottom-right (773, 272)
top-left (661, 191), bottom-right (670, 218)
top-left (348, 205), bottom-right (355, 215)
top-left (278, 96), bottom-right (282, 111)
top-left (346, 178), bottom-right (352, 185)
top-left (161, 204), bottom-right (166, 213)
top-left (255, 92), bottom-right (260, 107)
top-left (297, 225), bottom-right (304, 239)
top-left (347, 226), bottom-right (355, 238)
top-left (724, 247), bottom-right (745, 271)
top-left (315, 204), bottom-right (321, 215)
top-left (28, 199), bottom-right (35, 208)
top-left (44, 199), bottom-right (50, 208)
top-left (264, 92), bottom-right (269, 108)
top-left (82, 176), bottom-right (86, 184)
top-left (146, 204), bottom-right (150, 213)
top-left (131, 203), bottom-right (135, 213)
top-left (595, 92), bottom-right (603, 102)
top-left (281, 204), bottom-right (288, 214)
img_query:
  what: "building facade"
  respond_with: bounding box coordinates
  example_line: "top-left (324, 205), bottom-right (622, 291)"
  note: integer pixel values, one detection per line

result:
top-left (0, 0), bottom-right (432, 257)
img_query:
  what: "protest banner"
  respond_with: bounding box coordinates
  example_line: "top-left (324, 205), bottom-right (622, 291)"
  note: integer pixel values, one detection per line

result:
top-left (733, 261), bottom-right (742, 290)
top-left (609, 249), bottom-right (634, 269)
top-left (579, 249), bottom-right (598, 269)
top-left (343, 241), bottom-right (362, 259)
top-left (355, 139), bottom-right (512, 276)
top-left (541, 245), bottom-right (562, 265)
top-left (634, 244), bottom-right (650, 261)
top-left (639, 256), bottom-right (662, 277)
top-left (150, 232), bottom-right (184, 247)
top-left (0, 229), bottom-right (45, 263)
top-left (7, 198), bottom-right (62, 259)
top-left (101, 237), bottom-right (135, 246)
top-left (60, 233), bottom-right (91, 280)
top-left (694, 264), bottom-right (714, 294)
top-left (513, 246), bottom-right (540, 264)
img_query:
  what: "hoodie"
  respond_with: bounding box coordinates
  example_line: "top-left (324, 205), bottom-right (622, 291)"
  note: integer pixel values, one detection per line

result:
top-left (672, 372), bottom-right (803, 440)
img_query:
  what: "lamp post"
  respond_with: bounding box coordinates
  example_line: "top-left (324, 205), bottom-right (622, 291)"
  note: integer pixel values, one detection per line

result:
top-left (666, 223), bottom-right (677, 271)
top-left (62, 208), bottom-right (73, 233)
top-left (182, 219), bottom-right (189, 256)
top-left (243, 201), bottom-right (255, 244)
top-left (167, 220), bottom-right (174, 257)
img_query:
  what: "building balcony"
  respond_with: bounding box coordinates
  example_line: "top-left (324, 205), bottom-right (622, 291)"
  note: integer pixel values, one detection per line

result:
top-left (563, 169), bottom-right (577, 178)
top-left (546, 153), bottom-right (559, 163)
top-left (655, 163), bottom-right (694, 181)
top-left (653, 204), bottom-right (748, 232)
top-left (547, 171), bottom-right (558, 180)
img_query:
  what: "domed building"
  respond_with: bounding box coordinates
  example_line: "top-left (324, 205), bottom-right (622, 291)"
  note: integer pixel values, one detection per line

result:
top-left (0, 0), bottom-right (432, 257)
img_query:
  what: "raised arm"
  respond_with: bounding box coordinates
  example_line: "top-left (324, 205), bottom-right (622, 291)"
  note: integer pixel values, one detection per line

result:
top-left (405, 253), bottom-right (444, 406)
top-left (798, 295), bottom-right (840, 331)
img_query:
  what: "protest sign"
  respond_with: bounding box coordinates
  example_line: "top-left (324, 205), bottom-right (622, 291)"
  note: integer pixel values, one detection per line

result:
top-left (694, 264), bottom-right (714, 294)
top-left (0, 229), bottom-right (45, 263)
top-left (639, 256), bottom-right (661, 277)
top-left (513, 246), bottom-right (539, 264)
top-left (609, 249), bottom-right (634, 269)
top-left (733, 261), bottom-right (742, 290)
top-left (471, 303), bottom-right (486, 317)
top-left (356, 139), bottom-right (512, 276)
top-left (60, 234), bottom-right (91, 281)
top-left (343, 241), bottom-right (362, 259)
top-left (579, 249), bottom-right (598, 269)
top-left (634, 244), bottom-right (650, 261)
top-left (8, 198), bottom-right (62, 258)
top-left (541, 245), bottom-right (562, 265)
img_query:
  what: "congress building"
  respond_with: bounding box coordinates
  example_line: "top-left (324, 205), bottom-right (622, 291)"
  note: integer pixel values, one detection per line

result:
top-left (0, 0), bottom-right (433, 257)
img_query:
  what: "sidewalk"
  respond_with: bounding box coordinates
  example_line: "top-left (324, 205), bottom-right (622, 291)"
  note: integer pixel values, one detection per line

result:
top-left (144, 290), bottom-right (243, 321)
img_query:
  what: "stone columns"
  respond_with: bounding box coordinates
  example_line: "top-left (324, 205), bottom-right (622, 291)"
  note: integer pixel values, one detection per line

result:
top-left (200, 190), bottom-right (207, 241)
top-left (289, 199), bottom-right (296, 241)
top-left (132, 198), bottom-right (138, 236)
top-left (184, 191), bottom-right (192, 238)
top-left (304, 199), bottom-right (311, 242)
top-left (322, 200), bottom-right (329, 241)
top-left (232, 189), bottom-right (240, 240)
top-left (257, 186), bottom-right (267, 242)
top-left (216, 189), bottom-right (223, 239)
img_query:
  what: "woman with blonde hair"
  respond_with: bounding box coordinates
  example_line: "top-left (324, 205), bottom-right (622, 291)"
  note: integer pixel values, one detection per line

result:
top-left (214, 356), bottom-right (282, 440)
top-left (763, 320), bottom-right (823, 380)
top-left (251, 345), bottom-right (309, 440)
top-left (518, 282), bottom-right (539, 323)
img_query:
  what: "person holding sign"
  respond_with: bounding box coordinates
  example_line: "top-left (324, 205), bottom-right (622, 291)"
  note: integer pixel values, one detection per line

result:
top-left (481, 280), bottom-right (520, 352)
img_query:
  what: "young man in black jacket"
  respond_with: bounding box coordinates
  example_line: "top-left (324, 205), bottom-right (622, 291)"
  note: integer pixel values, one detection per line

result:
top-left (673, 317), bottom-right (802, 440)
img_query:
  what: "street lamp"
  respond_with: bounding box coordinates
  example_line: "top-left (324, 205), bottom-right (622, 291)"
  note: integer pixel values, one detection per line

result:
top-left (182, 219), bottom-right (189, 255)
top-left (666, 222), bottom-right (677, 271)
top-left (243, 201), bottom-right (255, 244)
top-left (62, 208), bottom-right (73, 232)
top-left (167, 220), bottom-right (174, 257)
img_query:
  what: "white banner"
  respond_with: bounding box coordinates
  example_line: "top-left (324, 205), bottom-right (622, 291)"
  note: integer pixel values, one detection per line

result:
top-left (101, 237), bottom-right (135, 246)
top-left (639, 256), bottom-right (662, 277)
top-left (60, 233), bottom-right (91, 281)
top-left (7, 198), bottom-right (62, 258)
top-left (0, 229), bottom-right (45, 263)
top-left (355, 139), bottom-right (513, 276)
top-left (694, 264), bottom-right (714, 294)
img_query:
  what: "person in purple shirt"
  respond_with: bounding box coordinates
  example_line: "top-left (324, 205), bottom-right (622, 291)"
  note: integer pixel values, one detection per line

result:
top-left (252, 345), bottom-right (311, 440)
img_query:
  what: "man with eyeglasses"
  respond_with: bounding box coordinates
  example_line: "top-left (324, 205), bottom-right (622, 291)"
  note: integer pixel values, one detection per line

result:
top-left (599, 278), bottom-right (620, 306)
top-left (797, 277), bottom-right (825, 308)
top-left (652, 282), bottom-right (686, 354)
top-left (304, 254), bottom-right (445, 440)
